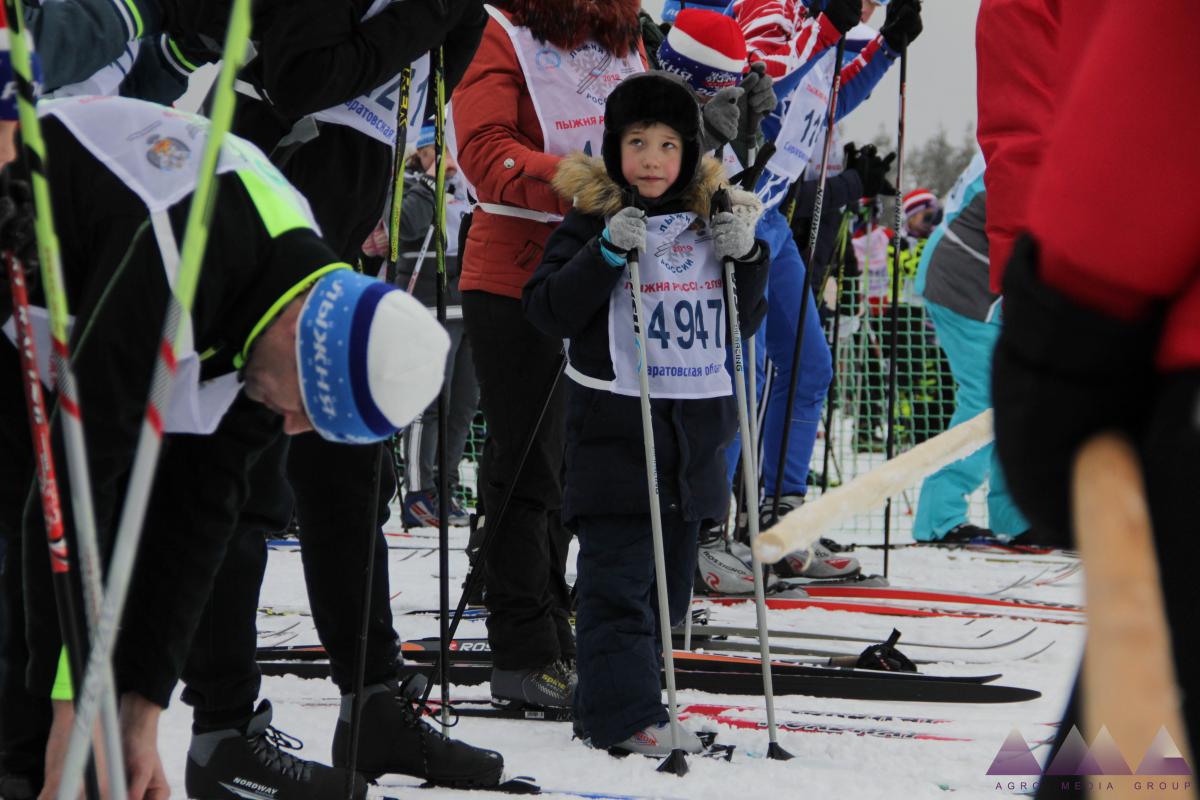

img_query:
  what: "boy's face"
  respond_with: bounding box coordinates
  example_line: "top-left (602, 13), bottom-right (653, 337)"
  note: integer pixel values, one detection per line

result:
top-left (620, 122), bottom-right (683, 200)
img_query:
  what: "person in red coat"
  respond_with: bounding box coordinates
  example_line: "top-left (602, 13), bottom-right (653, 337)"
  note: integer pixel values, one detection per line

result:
top-left (451, 0), bottom-right (647, 710)
top-left (986, 0), bottom-right (1200, 781)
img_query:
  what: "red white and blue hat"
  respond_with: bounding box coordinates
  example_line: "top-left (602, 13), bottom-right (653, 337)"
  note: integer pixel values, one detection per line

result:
top-left (657, 9), bottom-right (747, 96)
top-left (902, 188), bottom-right (938, 221)
top-left (298, 270), bottom-right (449, 443)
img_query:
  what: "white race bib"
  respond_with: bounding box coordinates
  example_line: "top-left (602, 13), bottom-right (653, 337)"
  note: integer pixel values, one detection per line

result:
top-left (601, 213), bottom-right (732, 399)
top-left (2, 307), bottom-right (241, 435)
top-left (41, 95), bottom-right (315, 224)
top-left (487, 4), bottom-right (643, 159)
top-left (311, 0), bottom-right (430, 147)
top-left (768, 48), bottom-right (835, 182)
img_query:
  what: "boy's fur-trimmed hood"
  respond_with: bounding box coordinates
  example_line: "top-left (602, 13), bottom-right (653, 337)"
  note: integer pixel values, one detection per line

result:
top-left (553, 153), bottom-right (763, 224)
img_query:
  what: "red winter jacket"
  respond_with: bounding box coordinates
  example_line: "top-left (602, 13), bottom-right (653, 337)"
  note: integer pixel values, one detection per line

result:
top-left (975, 0), bottom-right (1060, 292)
top-left (1027, 1), bottom-right (1200, 370)
top-left (453, 8), bottom-right (647, 299)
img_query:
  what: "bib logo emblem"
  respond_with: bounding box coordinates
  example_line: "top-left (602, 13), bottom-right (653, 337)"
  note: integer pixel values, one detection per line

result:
top-left (146, 135), bottom-right (191, 171)
top-left (569, 43), bottom-right (614, 96)
top-left (535, 48), bottom-right (561, 70)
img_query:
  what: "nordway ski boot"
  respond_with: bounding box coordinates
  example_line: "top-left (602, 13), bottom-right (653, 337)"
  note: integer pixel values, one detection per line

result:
top-left (333, 674), bottom-right (504, 788)
top-left (491, 658), bottom-right (576, 710)
top-left (185, 700), bottom-right (366, 800)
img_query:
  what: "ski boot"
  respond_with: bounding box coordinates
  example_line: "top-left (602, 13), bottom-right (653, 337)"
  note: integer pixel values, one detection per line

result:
top-left (606, 722), bottom-right (705, 756)
top-left (333, 675), bottom-right (504, 788)
top-left (186, 700), bottom-right (366, 800)
top-left (941, 523), bottom-right (998, 545)
top-left (774, 538), bottom-right (861, 580)
top-left (491, 658), bottom-right (576, 710)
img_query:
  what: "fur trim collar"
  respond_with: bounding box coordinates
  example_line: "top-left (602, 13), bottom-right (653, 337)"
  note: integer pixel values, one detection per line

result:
top-left (502, 0), bottom-right (642, 58)
top-left (553, 153), bottom-right (763, 223)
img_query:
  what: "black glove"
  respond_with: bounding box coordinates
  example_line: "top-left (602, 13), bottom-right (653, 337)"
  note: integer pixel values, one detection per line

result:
top-left (881, 0), bottom-right (923, 51)
top-left (820, 0), bottom-right (863, 35)
top-left (0, 171), bottom-right (38, 319)
top-left (842, 142), bottom-right (896, 198)
top-left (992, 235), bottom-right (1160, 542)
top-left (0, 174), bottom-right (37, 269)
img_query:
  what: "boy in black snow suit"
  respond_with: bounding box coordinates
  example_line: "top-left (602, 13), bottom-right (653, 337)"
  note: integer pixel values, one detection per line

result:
top-left (523, 73), bottom-right (769, 753)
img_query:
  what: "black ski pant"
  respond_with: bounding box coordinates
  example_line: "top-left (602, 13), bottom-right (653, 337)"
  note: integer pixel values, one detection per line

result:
top-left (180, 434), bottom-right (399, 723)
top-left (573, 508), bottom-right (699, 748)
top-left (1036, 370), bottom-right (1200, 798)
top-left (461, 290), bottom-right (573, 671)
top-left (0, 339), bottom-right (51, 786)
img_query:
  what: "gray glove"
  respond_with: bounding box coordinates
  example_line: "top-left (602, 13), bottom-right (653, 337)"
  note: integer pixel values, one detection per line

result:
top-left (702, 86), bottom-right (743, 152)
top-left (711, 210), bottom-right (757, 261)
top-left (740, 63), bottom-right (776, 117)
top-left (601, 207), bottom-right (647, 263)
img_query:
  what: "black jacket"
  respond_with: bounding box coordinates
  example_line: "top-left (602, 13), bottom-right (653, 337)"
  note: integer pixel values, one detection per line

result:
top-left (523, 155), bottom-right (769, 523)
top-left (8, 113), bottom-right (343, 706)
top-left (391, 170), bottom-right (464, 308)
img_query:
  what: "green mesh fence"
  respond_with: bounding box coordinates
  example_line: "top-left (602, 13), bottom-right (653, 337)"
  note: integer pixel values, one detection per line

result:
top-left (405, 219), bottom-right (990, 542)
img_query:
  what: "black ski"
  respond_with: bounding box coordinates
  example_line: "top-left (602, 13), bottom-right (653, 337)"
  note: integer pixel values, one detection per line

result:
top-left (257, 643), bottom-right (1041, 703)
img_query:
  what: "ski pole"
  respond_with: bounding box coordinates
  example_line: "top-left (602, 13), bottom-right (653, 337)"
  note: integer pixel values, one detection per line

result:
top-left (770, 37), bottom-right (845, 526)
top-left (431, 44), bottom-right (453, 733)
top-left (820, 211), bottom-right (854, 493)
top-left (712, 190), bottom-right (791, 761)
top-left (624, 188), bottom-right (688, 776)
top-left (404, 224), bottom-right (437, 294)
top-left (56, 3), bottom-right (254, 797)
top-left (4, 255), bottom-right (124, 800)
top-left (387, 66), bottom-right (415, 265)
top-left (1, 3), bottom-right (126, 797)
top-left (344, 444), bottom-right (383, 800)
top-left (883, 43), bottom-right (909, 579)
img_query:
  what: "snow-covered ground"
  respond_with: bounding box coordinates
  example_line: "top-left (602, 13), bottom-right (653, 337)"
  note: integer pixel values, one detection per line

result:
top-left (156, 506), bottom-right (1086, 799)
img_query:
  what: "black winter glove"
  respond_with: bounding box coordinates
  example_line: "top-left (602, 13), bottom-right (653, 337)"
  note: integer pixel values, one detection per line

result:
top-left (881, 0), bottom-right (923, 52)
top-left (992, 235), bottom-right (1161, 543)
top-left (0, 174), bottom-right (38, 270)
top-left (0, 171), bottom-right (39, 320)
top-left (843, 143), bottom-right (896, 199)
top-left (818, 0), bottom-right (863, 35)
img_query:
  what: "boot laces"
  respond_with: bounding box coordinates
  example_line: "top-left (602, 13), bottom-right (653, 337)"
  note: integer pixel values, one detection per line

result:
top-left (248, 725), bottom-right (311, 781)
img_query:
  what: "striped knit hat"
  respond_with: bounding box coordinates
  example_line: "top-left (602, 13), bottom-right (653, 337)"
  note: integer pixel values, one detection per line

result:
top-left (657, 9), bottom-right (747, 96)
top-left (902, 188), bottom-right (938, 221)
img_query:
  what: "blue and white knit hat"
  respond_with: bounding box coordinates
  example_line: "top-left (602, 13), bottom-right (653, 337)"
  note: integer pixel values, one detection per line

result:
top-left (657, 9), bottom-right (747, 96)
top-left (298, 270), bottom-right (449, 443)
top-left (416, 122), bottom-right (436, 150)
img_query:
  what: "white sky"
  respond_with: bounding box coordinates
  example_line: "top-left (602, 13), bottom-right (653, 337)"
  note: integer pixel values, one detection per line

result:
top-left (641, 0), bottom-right (982, 148)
